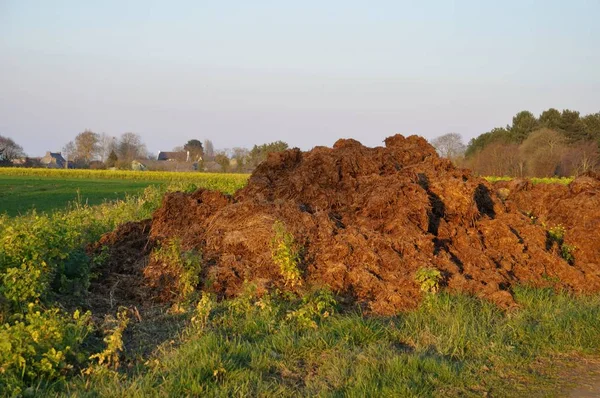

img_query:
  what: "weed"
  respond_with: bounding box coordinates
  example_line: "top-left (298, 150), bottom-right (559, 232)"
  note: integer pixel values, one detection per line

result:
top-left (561, 244), bottom-right (577, 265)
top-left (151, 239), bottom-right (202, 303)
top-left (547, 224), bottom-right (566, 245)
top-left (414, 267), bottom-right (443, 294)
top-left (89, 307), bottom-right (130, 370)
top-left (271, 221), bottom-right (302, 287)
top-left (286, 288), bottom-right (337, 329)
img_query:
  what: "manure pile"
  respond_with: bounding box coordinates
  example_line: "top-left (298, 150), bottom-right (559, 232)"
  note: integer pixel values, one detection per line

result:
top-left (92, 135), bottom-right (600, 315)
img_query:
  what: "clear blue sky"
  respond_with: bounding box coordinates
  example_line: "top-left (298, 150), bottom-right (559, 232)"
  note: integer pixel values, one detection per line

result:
top-left (1, 0), bottom-right (599, 156)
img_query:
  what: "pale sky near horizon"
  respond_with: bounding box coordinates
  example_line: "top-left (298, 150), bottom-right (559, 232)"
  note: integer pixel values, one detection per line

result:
top-left (1, 0), bottom-right (599, 156)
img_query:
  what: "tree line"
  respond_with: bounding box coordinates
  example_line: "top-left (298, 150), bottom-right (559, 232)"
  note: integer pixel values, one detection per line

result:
top-left (431, 108), bottom-right (600, 177)
top-left (0, 130), bottom-right (289, 173)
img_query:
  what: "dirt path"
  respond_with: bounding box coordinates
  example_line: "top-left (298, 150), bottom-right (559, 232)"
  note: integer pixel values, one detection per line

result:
top-left (560, 357), bottom-right (600, 397)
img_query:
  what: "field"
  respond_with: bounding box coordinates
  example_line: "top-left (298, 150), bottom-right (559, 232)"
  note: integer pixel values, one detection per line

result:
top-left (0, 168), bottom-right (249, 216)
top-left (1, 145), bottom-right (599, 397)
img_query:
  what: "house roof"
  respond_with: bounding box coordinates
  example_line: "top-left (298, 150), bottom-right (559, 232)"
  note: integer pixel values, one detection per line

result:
top-left (157, 151), bottom-right (188, 161)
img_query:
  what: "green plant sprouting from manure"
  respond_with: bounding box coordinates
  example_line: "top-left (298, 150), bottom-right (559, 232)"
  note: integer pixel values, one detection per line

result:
top-left (547, 224), bottom-right (576, 264)
top-left (547, 224), bottom-right (566, 245)
top-left (271, 221), bottom-right (302, 287)
top-left (415, 267), bottom-right (443, 294)
top-left (286, 288), bottom-right (337, 329)
top-left (89, 307), bottom-right (130, 370)
top-left (561, 244), bottom-right (577, 265)
top-left (151, 238), bottom-right (202, 303)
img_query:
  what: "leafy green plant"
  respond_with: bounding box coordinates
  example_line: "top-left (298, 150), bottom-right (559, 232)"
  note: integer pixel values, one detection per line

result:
top-left (89, 307), bottom-right (130, 370)
top-left (561, 244), bottom-right (577, 265)
top-left (547, 224), bottom-right (566, 245)
top-left (0, 303), bottom-right (93, 395)
top-left (546, 225), bottom-right (576, 264)
top-left (271, 221), bottom-right (302, 287)
top-left (415, 267), bottom-right (443, 294)
top-left (286, 288), bottom-right (337, 329)
top-left (191, 292), bottom-right (216, 329)
top-left (151, 239), bottom-right (203, 303)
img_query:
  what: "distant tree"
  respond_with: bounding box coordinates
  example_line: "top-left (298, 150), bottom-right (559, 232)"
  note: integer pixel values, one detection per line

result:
top-left (203, 139), bottom-right (215, 160)
top-left (248, 141), bottom-right (289, 168)
top-left (431, 133), bottom-right (466, 160)
top-left (74, 130), bottom-right (100, 163)
top-left (519, 128), bottom-right (567, 177)
top-left (559, 109), bottom-right (585, 139)
top-left (467, 142), bottom-right (521, 177)
top-left (117, 132), bottom-right (147, 162)
top-left (106, 150), bottom-right (118, 168)
top-left (0, 135), bottom-right (25, 165)
top-left (465, 127), bottom-right (511, 157)
top-left (214, 151), bottom-right (230, 172)
top-left (509, 111), bottom-right (538, 143)
top-left (582, 113), bottom-right (600, 143)
top-left (561, 141), bottom-right (599, 176)
top-left (231, 147), bottom-right (250, 171)
top-left (539, 108), bottom-right (562, 130)
top-left (62, 141), bottom-right (77, 167)
top-left (184, 139), bottom-right (204, 161)
top-left (98, 133), bottom-right (117, 162)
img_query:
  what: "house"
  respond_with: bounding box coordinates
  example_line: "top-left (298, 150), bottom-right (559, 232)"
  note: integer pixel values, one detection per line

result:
top-left (40, 152), bottom-right (66, 169)
top-left (157, 151), bottom-right (189, 162)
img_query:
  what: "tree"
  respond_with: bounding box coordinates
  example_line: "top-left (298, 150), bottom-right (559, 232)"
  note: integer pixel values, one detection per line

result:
top-left (203, 139), bottom-right (215, 160)
top-left (509, 111), bottom-right (538, 143)
top-left (539, 108), bottom-right (562, 130)
top-left (98, 133), bottom-right (117, 162)
top-left (214, 151), bottom-right (230, 172)
top-left (430, 133), bottom-right (466, 160)
top-left (117, 132), bottom-right (147, 162)
top-left (468, 142), bottom-right (521, 177)
top-left (582, 113), bottom-right (600, 144)
top-left (561, 141), bottom-right (599, 176)
top-left (74, 130), bottom-right (100, 163)
top-left (106, 150), bottom-right (118, 168)
top-left (465, 127), bottom-right (511, 157)
top-left (184, 139), bottom-right (204, 161)
top-left (248, 141), bottom-right (289, 168)
top-left (62, 141), bottom-right (77, 168)
top-left (231, 147), bottom-right (250, 171)
top-left (519, 128), bottom-right (567, 177)
top-left (0, 135), bottom-right (25, 164)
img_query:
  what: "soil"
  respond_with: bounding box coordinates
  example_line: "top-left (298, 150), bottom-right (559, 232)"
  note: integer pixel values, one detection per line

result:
top-left (89, 135), bottom-right (600, 315)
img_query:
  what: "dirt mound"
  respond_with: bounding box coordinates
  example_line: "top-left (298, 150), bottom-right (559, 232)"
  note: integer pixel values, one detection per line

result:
top-left (91, 135), bottom-right (600, 315)
top-left (87, 220), bottom-right (153, 313)
top-left (493, 176), bottom-right (600, 275)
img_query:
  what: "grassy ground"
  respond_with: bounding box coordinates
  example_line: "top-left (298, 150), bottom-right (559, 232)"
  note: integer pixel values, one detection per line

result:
top-left (0, 169), bottom-right (249, 216)
top-left (0, 175), bottom-right (161, 216)
top-left (56, 287), bottom-right (600, 397)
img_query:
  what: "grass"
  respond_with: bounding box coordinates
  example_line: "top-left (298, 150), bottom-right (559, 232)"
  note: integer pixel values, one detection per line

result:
top-left (0, 169), bottom-right (249, 216)
top-left (53, 287), bottom-right (600, 397)
top-left (0, 175), bottom-right (161, 216)
top-left (484, 176), bottom-right (573, 185)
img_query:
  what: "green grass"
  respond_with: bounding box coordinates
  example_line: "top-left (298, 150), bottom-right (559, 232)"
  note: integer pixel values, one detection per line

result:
top-left (484, 176), bottom-right (573, 185)
top-left (55, 287), bottom-right (600, 397)
top-left (0, 169), bottom-right (249, 216)
top-left (0, 175), bottom-right (161, 216)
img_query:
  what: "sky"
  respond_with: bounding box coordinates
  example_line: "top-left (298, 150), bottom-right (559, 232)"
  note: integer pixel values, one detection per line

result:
top-left (1, 0), bottom-right (599, 156)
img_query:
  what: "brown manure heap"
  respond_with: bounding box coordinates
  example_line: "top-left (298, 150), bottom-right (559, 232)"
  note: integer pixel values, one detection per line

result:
top-left (91, 135), bottom-right (600, 315)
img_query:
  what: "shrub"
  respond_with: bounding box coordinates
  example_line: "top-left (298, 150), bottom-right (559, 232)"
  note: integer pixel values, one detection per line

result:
top-left (151, 239), bottom-right (203, 303)
top-left (271, 221), bottom-right (302, 287)
top-left (0, 303), bottom-right (93, 396)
